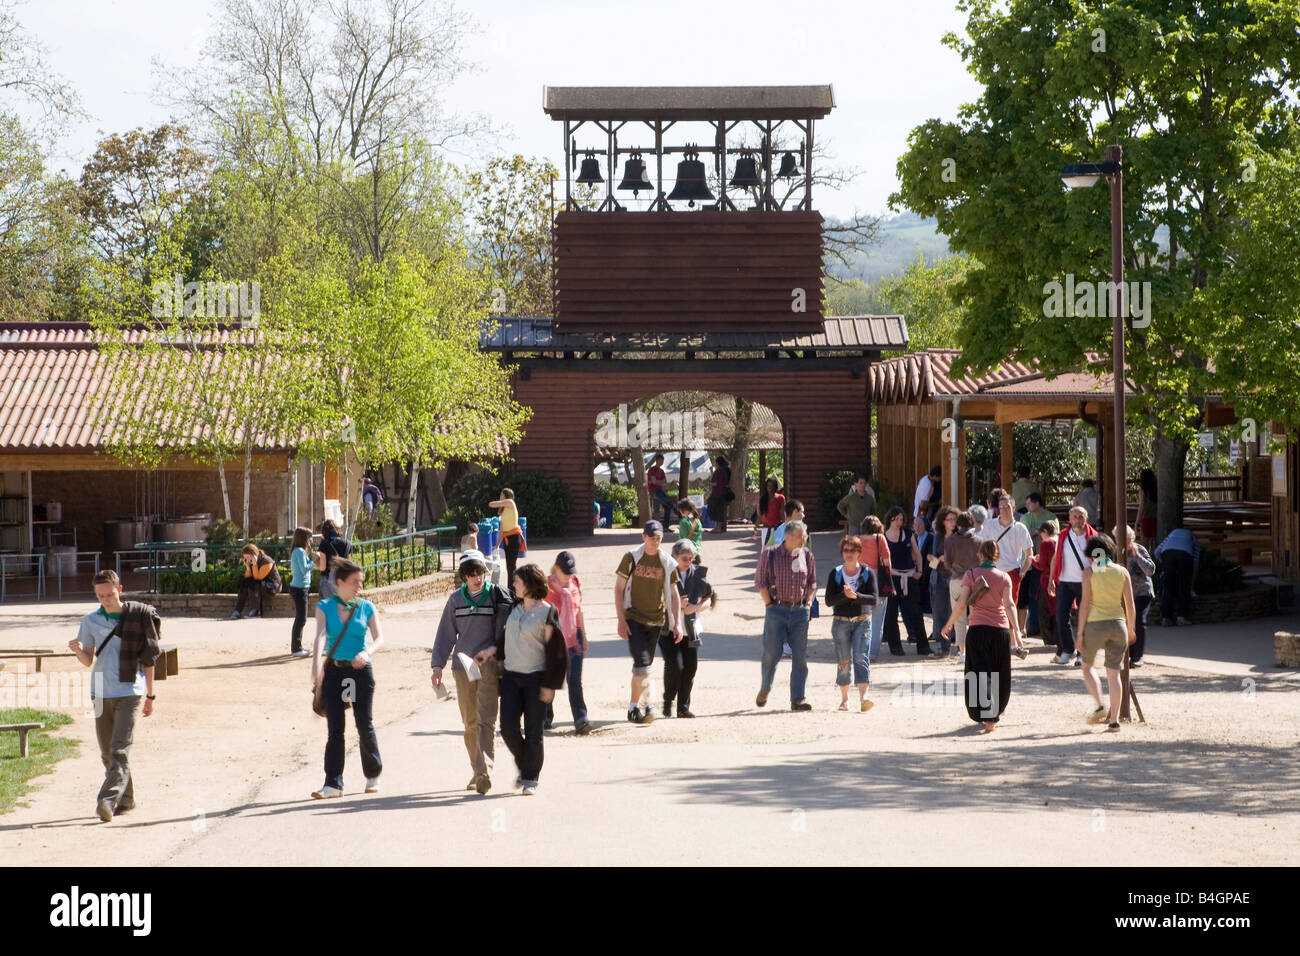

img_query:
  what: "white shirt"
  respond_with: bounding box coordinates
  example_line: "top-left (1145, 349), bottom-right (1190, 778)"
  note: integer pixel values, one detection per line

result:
top-left (978, 518), bottom-right (1033, 573)
top-left (913, 476), bottom-right (934, 516)
top-left (1058, 529), bottom-right (1091, 583)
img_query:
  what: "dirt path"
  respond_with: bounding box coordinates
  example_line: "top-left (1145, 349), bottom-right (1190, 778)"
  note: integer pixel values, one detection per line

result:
top-left (3, 528), bottom-right (1298, 865)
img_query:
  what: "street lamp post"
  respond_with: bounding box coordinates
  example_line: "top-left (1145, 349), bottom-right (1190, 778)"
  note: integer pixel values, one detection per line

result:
top-left (1062, 144), bottom-right (1141, 721)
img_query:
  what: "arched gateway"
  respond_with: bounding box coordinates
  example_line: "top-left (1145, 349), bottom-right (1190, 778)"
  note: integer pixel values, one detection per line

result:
top-left (483, 86), bottom-right (908, 534)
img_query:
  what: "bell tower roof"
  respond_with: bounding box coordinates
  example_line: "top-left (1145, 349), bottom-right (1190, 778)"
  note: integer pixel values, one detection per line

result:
top-left (543, 85), bottom-right (834, 121)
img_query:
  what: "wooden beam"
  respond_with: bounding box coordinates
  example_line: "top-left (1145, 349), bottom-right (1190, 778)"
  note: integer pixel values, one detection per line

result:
top-left (1000, 422), bottom-right (1014, 491)
top-left (1204, 403), bottom-right (1238, 428)
top-left (0, 453), bottom-right (290, 472)
top-left (993, 401), bottom-right (1085, 424)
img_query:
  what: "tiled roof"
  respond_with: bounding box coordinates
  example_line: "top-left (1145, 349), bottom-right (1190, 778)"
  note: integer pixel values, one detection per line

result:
top-left (543, 85), bottom-right (835, 120)
top-left (867, 349), bottom-right (1039, 404)
top-left (481, 315), bottom-right (908, 352)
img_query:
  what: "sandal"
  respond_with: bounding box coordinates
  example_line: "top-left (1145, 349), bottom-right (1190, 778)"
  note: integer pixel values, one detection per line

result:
top-left (860, 699), bottom-right (874, 713)
top-left (1087, 706), bottom-right (1107, 725)
top-left (837, 701), bottom-right (849, 711)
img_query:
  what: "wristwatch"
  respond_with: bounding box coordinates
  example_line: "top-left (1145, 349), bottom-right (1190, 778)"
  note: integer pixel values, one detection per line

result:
top-left (146, 695), bottom-right (157, 700)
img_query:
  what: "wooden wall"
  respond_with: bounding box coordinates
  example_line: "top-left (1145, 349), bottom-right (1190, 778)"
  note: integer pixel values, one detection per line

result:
top-left (511, 361), bottom-right (869, 534)
top-left (552, 210), bottom-right (825, 332)
top-left (1273, 439), bottom-right (1299, 582)
top-left (875, 402), bottom-right (952, 511)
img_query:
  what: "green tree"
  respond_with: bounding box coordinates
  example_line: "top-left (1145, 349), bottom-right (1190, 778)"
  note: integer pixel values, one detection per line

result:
top-left (466, 154), bottom-right (557, 317)
top-left (892, 0), bottom-right (1300, 540)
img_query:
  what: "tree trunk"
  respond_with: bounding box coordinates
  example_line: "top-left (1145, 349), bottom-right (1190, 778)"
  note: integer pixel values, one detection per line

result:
top-left (631, 449), bottom-right (650, 525)
top-left (406, 458), bottom-right (420, 533)
top-left (217, 454), bottom-right (232, 522)
top-left (729, 397), bottom-right (754, 524)
top-left (429, 466), bottom-right (448, 521)
top-left (1152, 428), bottom-right (1188, 545)
top-left (241, 443), bottom-right (252, 540)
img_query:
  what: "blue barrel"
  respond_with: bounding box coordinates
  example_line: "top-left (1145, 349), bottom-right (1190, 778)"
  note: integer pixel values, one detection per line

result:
top-left (476, 519), bottom-right (494, 555)
top-left (599, 502), bottom-right (613, 527)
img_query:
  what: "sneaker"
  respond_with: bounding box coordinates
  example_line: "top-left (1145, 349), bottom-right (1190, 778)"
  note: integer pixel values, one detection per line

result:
top-left (662, 702), bottom-right (674, 718)
top-left (1054, 652), bottom-right (1072, 665)
top-left (116, 798), bottom-right (135, 813)
top-left (474, 772), bottom-right (490, 795)
top-left (627, 707), bottom-right (645, 724)
top-left (641, 706), bottom-right (656, 724)
top-left (228, 612), bottom-right (241, 620)
top-left (755, 689), bottom-right (769, 707)
top-left (1106, 722), bottom-right (1121, 732)
top-left (951, 651), bottom-right (964, 663)
top-left (521, 781), bottom-right (538, 795)
top-left (292, 649), bottom-right (310, 658)
top-left (1014, 647), bottom-right (1029, 660)
top-left (96, 800), bottom-right (114, 823)
top-left (467, 776), bottom-right (478, 790)
top-left (575, 721), bottom-right (592, 735)
top-left (365, 777), bottom-right (381, 794)
top-left (311, 785), bottom-right (343, 799)
top-left (1130, 659), bottom-right (1144, 668)
top-left (243, 610), bottom-right (258, 619)
top-left (782, 643), bottom-right (792, 657)
top-left (1176, 616), bottom-right (1191, 627)
top-left (1073, 654), bottom-right (1082, 668)
top-left (1160, 617), bottom-right (1174, 627)
top-left (791, 700), bottom-right (812, 712)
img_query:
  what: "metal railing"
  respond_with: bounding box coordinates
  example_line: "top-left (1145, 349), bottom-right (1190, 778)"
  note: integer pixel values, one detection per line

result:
top-left (0, 553), bottom-right (45, 603)
top-left (48, 550), bottom-right (103, 600)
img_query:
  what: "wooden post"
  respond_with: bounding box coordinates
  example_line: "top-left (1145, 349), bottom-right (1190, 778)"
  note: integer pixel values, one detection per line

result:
top-left (678, 450), bottom-right (689, 501)
top-left (1000, 422), bottom-right (1014, 493)
top-left (758, 449), bottom-right (767, 492)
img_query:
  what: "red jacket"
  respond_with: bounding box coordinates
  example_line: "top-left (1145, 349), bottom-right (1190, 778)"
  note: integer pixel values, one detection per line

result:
top-left (1050, 523), bottom-right (1096, 585)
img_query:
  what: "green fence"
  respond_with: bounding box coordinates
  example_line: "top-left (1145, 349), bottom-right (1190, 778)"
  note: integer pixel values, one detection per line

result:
top-left (122, 526), bottom-right (459, 594)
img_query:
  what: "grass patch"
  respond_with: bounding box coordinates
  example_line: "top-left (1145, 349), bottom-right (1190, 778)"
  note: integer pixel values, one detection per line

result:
top-left (0, 708), bottom-right (79, 814)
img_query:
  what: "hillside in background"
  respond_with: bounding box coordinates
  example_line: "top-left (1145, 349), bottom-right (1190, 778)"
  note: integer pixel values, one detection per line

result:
top-left (827, 211), bottom-right (951, 284)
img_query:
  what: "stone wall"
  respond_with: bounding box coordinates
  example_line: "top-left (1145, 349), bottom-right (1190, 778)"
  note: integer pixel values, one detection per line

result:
top-left (1188, 582), bottom-right (1276, 622)
top-left (1275, 632), bottom-right (1300, 668)
top-left (125, 569), bottom-right (457, 617)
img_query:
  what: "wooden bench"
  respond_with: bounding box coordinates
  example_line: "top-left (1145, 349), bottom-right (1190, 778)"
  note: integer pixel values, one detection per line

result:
top-left (0, 645), bottom-right (178, 679)
top-left (1, 652), bottom-right (78, 673)
top-left (0, 722), bottom-right (44, 758)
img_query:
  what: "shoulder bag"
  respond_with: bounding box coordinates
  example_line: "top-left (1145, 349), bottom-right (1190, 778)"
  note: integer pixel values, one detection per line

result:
top-left (312, 615), bottom-right (351, 717)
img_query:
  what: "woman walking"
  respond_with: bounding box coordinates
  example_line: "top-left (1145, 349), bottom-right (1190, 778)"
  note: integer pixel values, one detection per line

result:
top-left (757, 478), bottom-right (786, 547)
top-left (315, 520), bottom-right (351, 600)
top-left (1077, 534), bottom-right (1138, 731)
top-left (545, 551), bottom-right (590, 734)
top-left (289, 527), bottom-right (315, 657)
top-left (825, 534), bottom-right (878, 712)
top-left (488, 489), bottom-right (524, 585)
top-left (942, 539), bottom-right (1021, 733)
top-left (310, 558), bottom-right (384, 797)
top-left (231, 543), bottom-right (281, 619)
top-left (856, 515), bottom-right (893, 662)
top-left (882, 506), bottom-right (931, 656)
top-left (707, 455), bottom-right (732, 533)
top-left (497, 564), bottom-right (568, 795)
top-left (941, 512), bottom-right (981, 662)
top-left (663, 539), bottom-right (714, 718)
top-left (1115, 524), bottom-right (1155, 666)
top-left (928, 507), bottom-right (958, 656)
top-left (677, 499), bottom-right (704, 563)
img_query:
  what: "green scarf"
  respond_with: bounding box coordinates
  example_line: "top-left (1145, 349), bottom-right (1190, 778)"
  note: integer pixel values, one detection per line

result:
top-left (978, 561), bottom-right (996, 569)
top-left (340, 597), bottom-right (360, 611)
top-left (461, 582), bottom-right (492, 608)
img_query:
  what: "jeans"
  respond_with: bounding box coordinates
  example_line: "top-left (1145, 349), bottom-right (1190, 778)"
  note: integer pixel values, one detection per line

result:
top-left (660, 631), bottom-right (699, 711)
top-left (867, 600), bottom-right (886, 660)
top-left (947, 578), bottom-right (969, 651)
top-left (452, 658), bottom-right (500, 774)
top-left (499, 669), bottom-right (547, 783)
top-left (831, 617), bottom-right (871, 686)
top-left (929, 572), bottom-right (953, 653)
top-left (884, 576), bottom-right (929, 654)
top-left (1160, 550), bottom-right (1194, 620)
top-left (1133, 593), bottom-right (1152, 662)
top-left (1056, 580), bottom-right (1084, 656)
top-left (290, 586), bottom-right (308, 652)
top-left (235, 577), bottom-right (265, 616)
top-left (651, 489), bottom-right (677, 523)
top-left (1020, 567), bottom-right (1041, 634)
top-left (760, 604), bottom-right (810, 702)
top-left (94, 694), bottom-right (140, 809)
top-left (322, 663), bottom-right (381, 790)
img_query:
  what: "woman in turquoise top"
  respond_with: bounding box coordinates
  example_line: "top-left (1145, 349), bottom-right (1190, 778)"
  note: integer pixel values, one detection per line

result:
top-left (311, 558), bottom-right (385, 798)
top-left (289, 526), bottom-right (315, 658)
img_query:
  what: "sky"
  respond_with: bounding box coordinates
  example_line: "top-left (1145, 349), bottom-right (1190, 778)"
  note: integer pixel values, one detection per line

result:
top-left (20, 0), bottom-right (983, 221)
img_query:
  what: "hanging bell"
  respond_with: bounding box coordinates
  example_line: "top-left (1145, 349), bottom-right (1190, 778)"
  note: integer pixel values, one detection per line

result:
top-left (617, 152), bottom-right (653, 195)
top-left (576, 151), bottom-right (604, 185)
top-left (666, 146), bottom-right (714, 207)
top-left (729, 153), bottom-right (762, 189)
top-left (776, 150), bottom-right (800, 178)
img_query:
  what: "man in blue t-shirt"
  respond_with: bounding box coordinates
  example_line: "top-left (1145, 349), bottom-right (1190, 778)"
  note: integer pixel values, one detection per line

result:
top-left (67, 570), bottom-right (158, 823)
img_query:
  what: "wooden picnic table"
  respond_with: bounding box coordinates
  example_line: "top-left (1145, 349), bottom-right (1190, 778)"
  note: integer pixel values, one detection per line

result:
top-left (0, 722), bottom-right (43, 757)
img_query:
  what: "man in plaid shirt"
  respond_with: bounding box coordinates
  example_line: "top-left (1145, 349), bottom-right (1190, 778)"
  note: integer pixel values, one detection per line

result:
top-left (754, 520), bottom-right (817, 711)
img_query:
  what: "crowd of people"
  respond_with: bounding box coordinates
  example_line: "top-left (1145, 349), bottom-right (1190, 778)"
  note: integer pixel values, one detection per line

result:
top-left (67, 465), bottom-right (1207, 818)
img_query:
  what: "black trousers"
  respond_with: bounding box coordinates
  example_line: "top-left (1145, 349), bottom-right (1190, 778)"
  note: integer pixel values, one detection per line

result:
top-left (503, 532), bottom-right (522, 586)
top-left (1133, 593), bottom-right (1152, 662)
top-left (964, 625), bottom-right (1011, 723)
top-left (290, 586), bottom-right (308, 652)
top-left (323, 663), bottom-right (380, 789)
top-left (660, 630), bottom-right (699, 712)
top-left (499, 669), bottom-right (547, 782)
top-left (884, 582), bottom-right (929, 654)
top-left (1160, 550), bottom-right (1193, 619)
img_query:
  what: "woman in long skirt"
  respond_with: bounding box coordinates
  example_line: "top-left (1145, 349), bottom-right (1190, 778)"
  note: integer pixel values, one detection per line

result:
top-left (942, 539), bottom-right (1022, 733)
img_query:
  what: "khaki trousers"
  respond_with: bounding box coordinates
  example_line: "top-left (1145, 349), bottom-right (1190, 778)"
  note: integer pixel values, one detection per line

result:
top-left (94, 694), bottom-right (140, 808)
top-left (452, 658), bottom-right (500, 775)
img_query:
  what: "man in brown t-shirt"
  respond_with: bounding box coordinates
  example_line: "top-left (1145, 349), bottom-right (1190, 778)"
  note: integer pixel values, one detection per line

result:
top-left (615, 521), bottom-right (682, 723)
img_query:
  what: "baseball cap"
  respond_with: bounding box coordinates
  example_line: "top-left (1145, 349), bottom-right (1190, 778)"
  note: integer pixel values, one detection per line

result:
top-left (555, 551), bottom-right (578, 575)
top-left (643, 520), bottom-right (664, 537)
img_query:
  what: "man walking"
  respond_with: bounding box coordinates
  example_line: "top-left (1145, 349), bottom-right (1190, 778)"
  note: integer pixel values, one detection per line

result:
top-left (913, 465), bottom-right (942, 529)
top-left (1018, 492), bottom-right (1052, 635)
top-left (647, 453), bottom-right (677, 525)
top-left (754, 519), bottom-right (818, 711)
top-left (837, 472), bottom-right (876, 530)
top-left (615, 521), bottom-right (683, 723)
top-left (1047, 506), bottom-right (1096, 665)
top-left (67, 570), bottom-right (160, 823)
top-left (979, 493), bottom-right (1034, 645)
